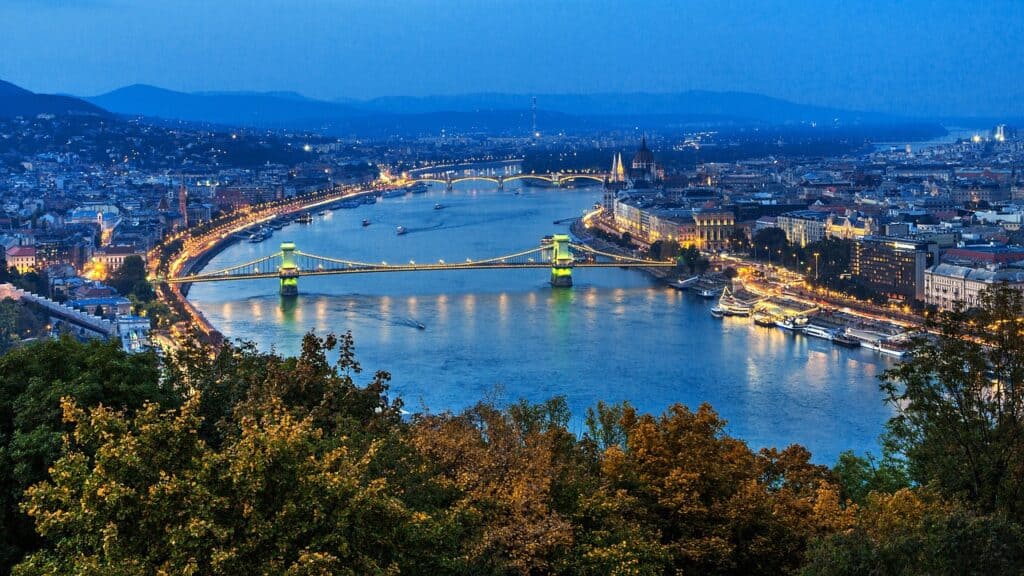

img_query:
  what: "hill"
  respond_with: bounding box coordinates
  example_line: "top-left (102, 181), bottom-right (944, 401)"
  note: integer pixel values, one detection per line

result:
top-left (353, 90), bottom-right (894, 125)
top-left (87, 84), bottom-right (366, 127)
top-left (83, 84), bottom-right (946, 138)
top-left (0, 80), bottom-right (107, 118)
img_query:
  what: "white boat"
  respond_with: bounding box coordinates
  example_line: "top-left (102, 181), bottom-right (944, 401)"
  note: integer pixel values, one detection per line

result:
top-left (800, 324), bottom-right (835, 341)
top-left (711, 286), bottom-right (756, 317)
top-left (863, 338), bottom-right (909, 358)
top-left (668, 276), bottom-right (699, 291)
top-left (697, 285), bottom-right (724, 299)
top-left (396, 226), bottom-right (407, 236)
top-left (775, 315), bottom-right (808, 331)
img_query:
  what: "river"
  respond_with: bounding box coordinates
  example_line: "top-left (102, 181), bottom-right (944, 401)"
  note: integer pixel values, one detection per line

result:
top-left (188, 181), bottom-right (895, 464)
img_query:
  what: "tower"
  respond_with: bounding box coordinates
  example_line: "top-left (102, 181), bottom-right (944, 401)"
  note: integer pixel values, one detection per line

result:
top-left (178, 178), bottom-right (189, 229)
top-left (531, 96), bottom-right (538, 138)
top-left (279, 241), bottom-right (299, 296)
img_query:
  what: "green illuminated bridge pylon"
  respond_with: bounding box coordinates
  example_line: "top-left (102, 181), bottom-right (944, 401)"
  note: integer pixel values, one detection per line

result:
top-left (165, 237), bottom-right (676, 295)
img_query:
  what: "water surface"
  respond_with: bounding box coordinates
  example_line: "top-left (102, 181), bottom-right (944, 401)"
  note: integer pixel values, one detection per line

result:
top-left (190, 182), bottom-right (894, 463)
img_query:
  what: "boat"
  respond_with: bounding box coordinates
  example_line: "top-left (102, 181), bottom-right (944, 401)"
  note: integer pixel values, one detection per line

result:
top-left (383, 188), bottom-right (406, 198)
top-left (396, 226), bottom-right (407, 236)
top-left (338, 200), bottom-right (360, 209)
top-left (248, 228), bottom-right (271, 243)
top-left (416, 322), bottom-right (426, 330)
top-left (361, 194), bottom-right (377, 204)
top-left (711, 285), bottom-right (757, 317)
top-left (434, 203), bottom-right (444, 210)
top-left (710, 305), bottom-right (725, 318)
top-left (362, 219), bottom-right (370, 227)
top-left (800, 324), bottom-right (834, 341)
top-left (409, 183), bottom-right (429, 194)
top-left (863, 338), bottom-right (909, 358)
top-left (775, 316), bottom-right (808, 331)
top-left (832, 330), bottom-right (861, 348)
top-left (667, 276), bottom-right (699, 291)
top-left (697, 286), bottom-right (723, 298)
top-left (752, 311), bottom-right (776, 327)
top-left (295, 212), bottom-right (314, 224)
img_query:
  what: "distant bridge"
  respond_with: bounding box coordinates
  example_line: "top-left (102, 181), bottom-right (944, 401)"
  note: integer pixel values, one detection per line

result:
top-left (407, 172), bottom-right (609, 190)
top-left (165, 235), bottom-right (674, 294)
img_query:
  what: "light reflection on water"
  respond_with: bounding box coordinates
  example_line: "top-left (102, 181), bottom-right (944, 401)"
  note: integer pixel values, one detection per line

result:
top-left (189, 182), bottom-right (895, 463)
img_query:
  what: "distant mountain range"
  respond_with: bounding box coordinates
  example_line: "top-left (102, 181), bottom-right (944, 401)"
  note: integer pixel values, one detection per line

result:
top-left (0, 80), bottom-right (107, 118)
top-left (81, 84), bottom-right (931, 134)
top-left (0, 79), bottom-right (952, 137)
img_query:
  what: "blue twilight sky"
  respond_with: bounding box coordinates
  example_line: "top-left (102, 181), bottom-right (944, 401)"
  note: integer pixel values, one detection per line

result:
top-left (0, 0), bottom-right (1021, 117)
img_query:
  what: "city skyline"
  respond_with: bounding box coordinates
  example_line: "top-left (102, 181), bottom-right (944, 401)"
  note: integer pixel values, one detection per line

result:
top-left (1, 0), bottom-right (1022, 118)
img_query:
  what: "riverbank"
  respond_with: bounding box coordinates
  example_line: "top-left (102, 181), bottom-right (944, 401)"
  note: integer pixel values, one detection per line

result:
top-left (154, 182), bottom-right (387, 346)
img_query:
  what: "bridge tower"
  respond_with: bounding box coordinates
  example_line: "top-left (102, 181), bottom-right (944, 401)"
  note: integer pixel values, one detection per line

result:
top-left (279, 241), bottom-right (299, 296)
top-left (445, 176), bottom-right (453, 191)
top-left (549, 234), bottom-right (574, 287)
top-left (497, 176), bottom-right (504, 190)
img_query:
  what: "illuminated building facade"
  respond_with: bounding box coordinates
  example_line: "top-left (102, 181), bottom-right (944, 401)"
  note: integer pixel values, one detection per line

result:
top-left (852, 236), bottom-right (939, 301)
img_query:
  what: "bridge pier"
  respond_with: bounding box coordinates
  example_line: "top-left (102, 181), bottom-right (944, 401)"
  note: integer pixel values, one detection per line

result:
top-left (279, 241), bottom-right (299, 296)
top-left (445, 177), bottom-right (453, 191)
top-left (497, 176), bottom-right (504, 190)
top-left (549, 233), bottom-right (574, 287)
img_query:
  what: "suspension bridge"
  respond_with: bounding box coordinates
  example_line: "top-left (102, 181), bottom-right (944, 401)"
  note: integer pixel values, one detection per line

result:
top-left (164, 234), bottom-right (676, 295)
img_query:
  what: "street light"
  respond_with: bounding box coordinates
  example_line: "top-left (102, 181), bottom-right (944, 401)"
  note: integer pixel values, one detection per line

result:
top-left (813, 252), bottom-right (820, 281)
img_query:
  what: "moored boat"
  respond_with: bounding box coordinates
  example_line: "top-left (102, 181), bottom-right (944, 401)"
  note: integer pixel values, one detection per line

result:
top-left (800, 324), bottom-right (834, 341)
top-left (832, 330), bottom-right (861, 348)
top-left (295, 212), bottom-right (314, 224)
top-left (752, 311), bottom-right (776, 327)
top-left (775, 316), bottom-right (808, 331)
top-left (668, 276), bottom-right (699, 291)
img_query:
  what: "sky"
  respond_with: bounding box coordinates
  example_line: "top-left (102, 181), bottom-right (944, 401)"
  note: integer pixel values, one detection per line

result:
top-left (1, 0), bottom-right (1022, 117)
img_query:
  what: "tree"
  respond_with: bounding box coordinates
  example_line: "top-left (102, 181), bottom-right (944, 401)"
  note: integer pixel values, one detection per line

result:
top-left (727, 228), bottom-right (751, 254)
top-left (108, 255), bottom-right (154, 302)
top-left (881, 285), bottom-right (1024, 520)
top-left (0, 336), bottom-right (172, 573)
top-left (16, 397), bottom-right (420, 576)
top-left (649, 240), bottom-right (681, 261)
top-left (802, 489), bottom-right (1024, 576)
top-left (752, 228), bottom-right (789, 262)
top-left (831, 450), bottom-right (910, 506)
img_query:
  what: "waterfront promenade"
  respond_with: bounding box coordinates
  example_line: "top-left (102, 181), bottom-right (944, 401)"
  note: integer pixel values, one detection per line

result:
top-left (151, 182), bottom-right (385, 345)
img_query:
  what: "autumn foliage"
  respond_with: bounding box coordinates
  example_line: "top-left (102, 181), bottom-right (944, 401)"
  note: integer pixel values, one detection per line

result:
top-left (4, 287), bottom-right (1024, 575)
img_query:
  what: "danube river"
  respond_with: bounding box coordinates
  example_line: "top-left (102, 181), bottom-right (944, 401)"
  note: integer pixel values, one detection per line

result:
top-left (189, 181), bottom-right (895, 463)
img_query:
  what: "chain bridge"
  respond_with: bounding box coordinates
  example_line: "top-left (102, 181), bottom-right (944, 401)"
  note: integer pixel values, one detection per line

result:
top-left (165, 234), bottom-right (675, 295)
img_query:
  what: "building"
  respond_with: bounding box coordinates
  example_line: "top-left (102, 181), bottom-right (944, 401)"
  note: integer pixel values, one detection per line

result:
top-left (5, 245), bottom-right (36, 273)
top-left (924, 263), bottom-right (1024, 310)
top-left (692, 210), bottom-right (736, 250)
top-left (825, 213), bottom-right (875, 241)
top-left (67, 296), bottom-right (133, 319)
top-left (776, 210), bottom-right (829, 247)
top-left (629, 137), bottom-right (659, 185)
top-left (852, 236), bottom-right (939, 301)
top-left (90, 245), bottom-right (146, 275)
top-left (943, 245), bottom-right (1024, 267)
